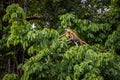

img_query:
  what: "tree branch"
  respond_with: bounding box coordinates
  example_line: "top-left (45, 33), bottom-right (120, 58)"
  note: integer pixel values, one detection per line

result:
top-left (26, 16), bottom-right (45, 21)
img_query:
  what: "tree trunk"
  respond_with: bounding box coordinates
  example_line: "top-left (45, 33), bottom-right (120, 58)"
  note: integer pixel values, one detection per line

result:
top-left (24, 0), bottom-right (28, 14)
top-left (8, 58), bottom-right (11, 73)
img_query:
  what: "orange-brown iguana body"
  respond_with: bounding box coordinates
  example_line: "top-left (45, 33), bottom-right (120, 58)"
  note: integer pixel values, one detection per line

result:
top-left (65, 28), bottom-right (87, 46)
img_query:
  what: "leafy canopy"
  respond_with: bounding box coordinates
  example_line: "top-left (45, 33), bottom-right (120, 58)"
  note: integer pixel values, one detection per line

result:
top-left (1, 0), bottom-right (120, 80)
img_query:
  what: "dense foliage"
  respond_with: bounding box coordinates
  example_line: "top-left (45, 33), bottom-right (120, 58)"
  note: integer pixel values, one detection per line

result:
top-left (0, 0), bottom-right (120, 80)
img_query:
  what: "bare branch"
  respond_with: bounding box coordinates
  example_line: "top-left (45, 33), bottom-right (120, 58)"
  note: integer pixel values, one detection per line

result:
top-left (26, 16), bottom-right (45, 21)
